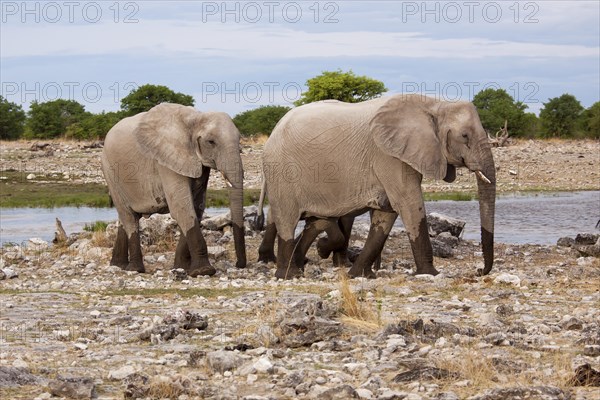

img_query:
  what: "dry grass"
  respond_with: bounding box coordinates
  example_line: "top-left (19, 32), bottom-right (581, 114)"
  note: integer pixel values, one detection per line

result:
top-left (147, 375), bottom-right (192, 399)
top-left (338, 271), bottom-right (381, 331)
top-left (433, 347), bottom-right (577, 397)
top-left (240, 134), bottom-right (269, 146)
top-left (435, 349), bottom-right (497, 389)
top-left (91, 231), bottom-right (111, 247)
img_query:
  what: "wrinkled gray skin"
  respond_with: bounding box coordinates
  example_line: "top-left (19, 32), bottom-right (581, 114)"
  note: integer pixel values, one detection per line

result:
top-left (101, 103), bottom-right (247, 276)
top-left (261, 94), bottom-right (496, 279)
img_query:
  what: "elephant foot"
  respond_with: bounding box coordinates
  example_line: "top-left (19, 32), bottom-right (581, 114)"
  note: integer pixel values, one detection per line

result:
top-left (275, 265), bottom-right (303, 280)
top-left (316, 238), bottom-right (333, 259)
top-left (332, 253), bottom-right (352, 269)
top-left (110, 258), bottom-right (129, 269)
top-left (235, 259), bottom-right (246, 269)
top-left (122, 261), bottom-right (145, 273)
top-left (414, 265), bottom-right (440, 276)
top-left (257, 252), bottom-right (276, 264)
top-left (174, 257), bottom-right (191, 270)
top-left (348, 265), bottom-right (376, 279)
top-left (187, 264), bottom-right (217, 277)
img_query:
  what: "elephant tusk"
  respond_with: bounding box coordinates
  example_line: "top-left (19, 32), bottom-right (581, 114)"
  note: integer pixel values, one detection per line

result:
top-left (475, 170), bottom-right (492, 184)
top-left (221, 172), bottom-right (233, 187)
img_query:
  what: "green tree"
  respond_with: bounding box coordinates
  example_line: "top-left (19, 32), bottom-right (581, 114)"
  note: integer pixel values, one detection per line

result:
top-left (580, 101), bottom-right (600, 138)
top-left (65, 111), bottom-right (125, 140)
top-left (233, 105), bottom-right (291, 137)
top-left (295, 69), bottom-right (387, 106)
top-left (539, 94), bottom-right (584, 137)
top-left (0, 96), bottom-right (27, 140)
top-left (121, 84), bottom-right (194, 116)
top-left (25, 99), bottom-right (88, 139)
top-left (472, 88), bottom-right (537, 137)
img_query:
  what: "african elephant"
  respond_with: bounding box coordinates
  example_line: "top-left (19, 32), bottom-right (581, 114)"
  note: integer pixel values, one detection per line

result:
top-left (262, 94), bottom-right (495, 279)
top-left (257, 204), bottom-right (382, 270)
top-left (101, 103), bottom-right (247, 276)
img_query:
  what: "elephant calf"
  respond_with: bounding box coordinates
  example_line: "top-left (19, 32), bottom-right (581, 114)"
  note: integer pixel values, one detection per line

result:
top-left (101, 103), bottom-right (247, 276)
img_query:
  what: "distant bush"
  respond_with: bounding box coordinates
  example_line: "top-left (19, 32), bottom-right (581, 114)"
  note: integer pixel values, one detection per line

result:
top-left (25, 99), bottom-right (88, 139)
top-left (0, 96), bottom-right (26, 140)
top-left (539, 94), bottom-right (585, 138)
top-left (233, 105), bottom-right (291, 137)
top-left (65, 111), bottom-right (125, 140)
top-left (579, 101), bottom-right (600, 139)
top-left (473, 88), bottom-right (538, 138)
top-left (295, 69), bottom-right (387, 106)
top-left (121, 84), bottom-right (194, 116)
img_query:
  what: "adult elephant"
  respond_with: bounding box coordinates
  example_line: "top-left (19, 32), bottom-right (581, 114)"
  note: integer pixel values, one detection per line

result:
top-left (101, 103), bottom-right (246, 276)
top-left (262, 94), bottom-right (495, 279)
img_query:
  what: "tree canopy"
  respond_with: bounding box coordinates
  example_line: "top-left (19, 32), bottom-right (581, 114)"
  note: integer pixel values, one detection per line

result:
top-left (295, 70), bottom-right (387, 106)
top-left (539, 94), bottom-right (585, 137)
top-left (25, 99), bottom-right (88, 139)
top-left (472, 88), bottom-right (537, 137)
top-left (0, 96), bottom-right (27, 140)
top-left (579, 101), bottom-right (600, 139)
top-left (233, 105), bottom-right (291, 137)
top-left (64, 111), bottom-right (126, 140)
top-left (120, 84), bottom-right (195, 116)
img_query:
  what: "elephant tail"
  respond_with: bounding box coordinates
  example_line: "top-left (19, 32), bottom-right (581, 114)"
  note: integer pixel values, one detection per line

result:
top-left (254, 175), bottom-right (266, 231)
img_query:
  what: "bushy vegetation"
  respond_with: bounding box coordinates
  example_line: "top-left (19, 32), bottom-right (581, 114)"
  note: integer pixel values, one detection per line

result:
top-left (0, 79), bottom-right (597, 141)
top-left (120, 84), bottom-right (194, 116)
top-left (472, 89), bottom-right (537, 138)
top-left (0, 95), bottom-right (26, 140)
top-left (295, 69), bottom-right (387, 106)
top-left (233, 105), bottom-right (291, 137)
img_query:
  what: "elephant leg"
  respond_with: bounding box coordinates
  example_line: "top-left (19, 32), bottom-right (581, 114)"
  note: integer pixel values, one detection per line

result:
top-left (183, 220), bottom-right (214, 277)
top-left (275, 235), bottom-right (303, 279)
top-left (126, 229), bottom-right (145, 273)
top-left (330, 215), bottom-right (355, 268)
top-left (368, 210), bottom-right (387, 271)
top-left (273, 211), bottom-right (303, 279)
top-left (295, 217), bottom-right (335, 266)
top-left (160, 167), bottom-right (214, 277)
top-left (399, 201), bottom-right (438, 275)
top-left (110, 223), bottom-right (129, 268)
top-left (316, 218), bottom-right (346, 260)
top-left (114, 205), bottom-right (145, 273)
top-left (375, 158), bottom-right (438, 276)
top-left (174, 228), bottom-right (191, 270)
top-left (348, 210), bottom-right (395, 279)
top-left (258, 209), bottom-right (277, 263)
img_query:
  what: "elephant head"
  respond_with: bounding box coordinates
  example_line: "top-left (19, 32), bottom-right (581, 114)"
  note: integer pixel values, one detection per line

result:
top-left (134, 103), bottom-right (247, 268)
top-left (371, 94), bottom-right (496, 275)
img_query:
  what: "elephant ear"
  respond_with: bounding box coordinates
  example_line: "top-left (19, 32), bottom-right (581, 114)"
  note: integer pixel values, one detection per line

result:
top-left (370, 95), bottom-right (447, 180)
top-left (134, 103), bottom-right (205, 178)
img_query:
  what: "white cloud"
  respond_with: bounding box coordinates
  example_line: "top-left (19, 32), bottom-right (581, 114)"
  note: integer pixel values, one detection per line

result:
top-left (2, 21), bottom-right (597, 60)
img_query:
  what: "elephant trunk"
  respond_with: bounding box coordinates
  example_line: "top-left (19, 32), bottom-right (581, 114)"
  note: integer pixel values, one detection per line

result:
top-left (475, 148), bottom-right (496, 276)
top-left (219, 154), bottom-right (247, 269)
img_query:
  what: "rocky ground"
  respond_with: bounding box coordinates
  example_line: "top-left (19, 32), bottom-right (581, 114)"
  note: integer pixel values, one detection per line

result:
top-left (1, 138), bottom-right (599, 399)
top-left (1, 209), bottom-right (600, 399)
top-left (0, 138), bottom-right (598, 192)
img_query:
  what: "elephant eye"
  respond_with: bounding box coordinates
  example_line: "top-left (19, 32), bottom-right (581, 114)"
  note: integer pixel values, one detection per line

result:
top-left (207, 140), bottom-right (216, 146)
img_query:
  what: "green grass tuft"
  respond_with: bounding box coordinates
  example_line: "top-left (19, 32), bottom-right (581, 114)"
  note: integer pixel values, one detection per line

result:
top-left (424, 191), bottom-right (476, 201)
top-left (83, 220), bottom-right (109, 232)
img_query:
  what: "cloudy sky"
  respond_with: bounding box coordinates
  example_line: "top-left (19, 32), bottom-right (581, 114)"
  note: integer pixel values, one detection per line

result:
top-left (1, 1), bottom-right (598, 116)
